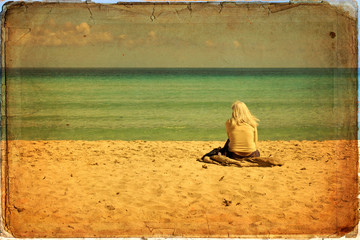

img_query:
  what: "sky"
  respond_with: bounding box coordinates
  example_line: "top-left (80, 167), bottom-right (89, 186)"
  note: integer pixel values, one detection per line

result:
top-left (1, 0), bottom-right (359, 68)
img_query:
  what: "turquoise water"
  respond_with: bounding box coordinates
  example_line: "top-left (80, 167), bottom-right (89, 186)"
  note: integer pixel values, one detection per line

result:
top-left (3, 68), bottom-right (358, 141)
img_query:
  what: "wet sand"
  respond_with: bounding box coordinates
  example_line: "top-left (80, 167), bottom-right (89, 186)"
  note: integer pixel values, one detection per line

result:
top-left (2, 140), bottom-right (358, 238)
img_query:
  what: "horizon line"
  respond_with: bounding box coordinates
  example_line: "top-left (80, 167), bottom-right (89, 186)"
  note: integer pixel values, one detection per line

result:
top-left (3, 67), bottom-right (359, 69)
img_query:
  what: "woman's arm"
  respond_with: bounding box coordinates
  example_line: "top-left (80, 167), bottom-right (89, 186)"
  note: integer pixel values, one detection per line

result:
top-left (254, 127), bottom-right (258, 148)
top-left (225, 120), bottom-right (231, 139)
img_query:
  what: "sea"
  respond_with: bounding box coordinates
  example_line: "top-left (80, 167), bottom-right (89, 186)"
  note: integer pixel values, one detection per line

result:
top-left (2, 68), bottom-right (358, 141)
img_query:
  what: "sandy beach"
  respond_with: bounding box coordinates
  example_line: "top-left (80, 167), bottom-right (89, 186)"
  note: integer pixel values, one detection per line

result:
top-left (2, 140), bottom-right (358, 238)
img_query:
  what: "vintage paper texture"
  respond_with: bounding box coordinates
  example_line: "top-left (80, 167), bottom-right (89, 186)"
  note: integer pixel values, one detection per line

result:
top-left (1, 1), bottom-right (358, 238)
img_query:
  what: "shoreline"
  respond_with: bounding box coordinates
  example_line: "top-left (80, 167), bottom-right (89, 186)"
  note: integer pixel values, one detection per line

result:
top-left (2, 140), bottom-right (358, 237)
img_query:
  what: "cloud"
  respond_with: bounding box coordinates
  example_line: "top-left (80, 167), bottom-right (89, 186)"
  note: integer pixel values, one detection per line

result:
top-left (92, 32), bottom-right (114, 43)
top-left (47, 18), bottom-right (57, 28)
top-left (124, 39), bottom-right (134, 47)
top-left (205, 40), bottom-right (215, 47)
top-left (63, 22), bottom-right (74, 31)
top-left (118, 34), bottom-right (127, 40)
top-left (117, 36), bottom-right (138, 48)
top-left (76, 22), bottom-right (91, 35)
top-left (148, 31), bottom-right (156, 39)
top-left (117, 31), bottom-right (157, 48)
top-left (15, 20), bottom-right (113, 46)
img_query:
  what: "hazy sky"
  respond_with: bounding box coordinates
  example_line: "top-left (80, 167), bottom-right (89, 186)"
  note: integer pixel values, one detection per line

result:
top-left (4, 1), bottom-right (358, 68)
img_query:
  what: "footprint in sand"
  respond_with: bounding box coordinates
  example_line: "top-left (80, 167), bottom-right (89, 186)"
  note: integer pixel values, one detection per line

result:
top-left (187, 192), bottom-right (202, 199)
top-left (105, 205), bottom-right (115, 210)
top-left (151, 184), bottom-right (164, 197)
top-left (280, 200), bottom-right (293, 208)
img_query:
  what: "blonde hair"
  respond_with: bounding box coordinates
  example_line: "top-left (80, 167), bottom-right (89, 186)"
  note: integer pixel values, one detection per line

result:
top-left (230, 101), bottom-right (259, 128)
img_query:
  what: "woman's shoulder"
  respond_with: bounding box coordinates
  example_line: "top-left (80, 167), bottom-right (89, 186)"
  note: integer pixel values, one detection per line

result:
top-left (225, 119), bottom-right (234, 127)
top-left (226, 119), bottom-right (257, 130)
top-left (243, 122), bottom-right (256, 128)
top-left (238, 122), bottom-right (256, 131)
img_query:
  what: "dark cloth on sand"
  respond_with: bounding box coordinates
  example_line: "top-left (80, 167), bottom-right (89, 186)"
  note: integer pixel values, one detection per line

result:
top-left (222, 139), bottom-right (260, 159)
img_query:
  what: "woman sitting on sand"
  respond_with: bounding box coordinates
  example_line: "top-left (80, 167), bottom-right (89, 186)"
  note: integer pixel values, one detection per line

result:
top-left (222, 101), bottom-right (260, 159)
top-left (201, 101), bottom-right (283, 167)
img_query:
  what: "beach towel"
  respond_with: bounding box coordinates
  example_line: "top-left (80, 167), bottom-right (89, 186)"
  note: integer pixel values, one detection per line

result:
top-left (201, 147), bottom-right (223, 160)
